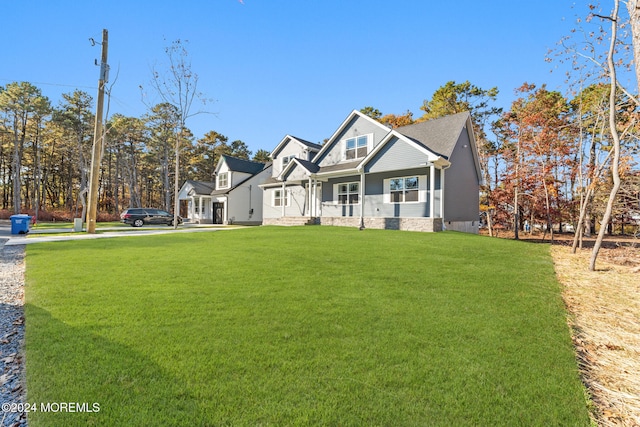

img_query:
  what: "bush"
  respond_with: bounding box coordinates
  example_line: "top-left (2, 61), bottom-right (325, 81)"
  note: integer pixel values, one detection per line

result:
top-left (0, 209), bottom-right (119, 222)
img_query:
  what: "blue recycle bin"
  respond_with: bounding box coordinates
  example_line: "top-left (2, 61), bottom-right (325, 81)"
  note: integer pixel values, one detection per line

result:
top-left (10, 214), bottom-right (31, 235)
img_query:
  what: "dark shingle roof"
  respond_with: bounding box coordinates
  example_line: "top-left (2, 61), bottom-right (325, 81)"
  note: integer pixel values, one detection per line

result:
top-left (185, 180), bottom-right (216, 195)
top-left (291, 136), bottom-right (323, 151)
top-left (221, 155), bottom-right (266, 174)
top-left (317, 160), bottom-right (361, 174)
top-left (395, 111), bottom-right (470, 159)
top-left (292, 158), bottom-right (320, 174)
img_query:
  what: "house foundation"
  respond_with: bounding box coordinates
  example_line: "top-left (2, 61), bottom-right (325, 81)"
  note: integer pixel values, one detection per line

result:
top-left (264, 216), bottom-right (443, 232)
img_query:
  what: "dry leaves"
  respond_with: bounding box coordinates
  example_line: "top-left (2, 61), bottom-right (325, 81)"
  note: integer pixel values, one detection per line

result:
top-left (552, 245), bottom-right (640, 427)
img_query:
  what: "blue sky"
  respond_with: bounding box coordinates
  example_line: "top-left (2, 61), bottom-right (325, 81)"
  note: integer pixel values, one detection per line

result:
top-left (0, 1), bottom-right (611, 154)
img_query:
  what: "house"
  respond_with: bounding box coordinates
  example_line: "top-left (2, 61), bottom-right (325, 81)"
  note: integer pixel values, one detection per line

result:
top-left (260, 110), bottom-right (482, 233)
top-left (178, 155), bottom-right (272, 225)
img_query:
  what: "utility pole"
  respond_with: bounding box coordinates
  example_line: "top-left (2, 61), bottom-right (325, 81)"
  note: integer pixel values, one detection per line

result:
top-left (86, 29), bottom-right (109, 234)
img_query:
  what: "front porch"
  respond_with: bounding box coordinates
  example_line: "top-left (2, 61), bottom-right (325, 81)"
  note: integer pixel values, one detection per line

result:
top-left (185, 196), bottom-right (227, 224)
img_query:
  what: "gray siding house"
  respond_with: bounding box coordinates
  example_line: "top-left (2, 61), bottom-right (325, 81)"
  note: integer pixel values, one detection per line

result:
top-left (260, 110), bottom-right (482, 232)
top-left (179, 155), bottom-right (272, 225)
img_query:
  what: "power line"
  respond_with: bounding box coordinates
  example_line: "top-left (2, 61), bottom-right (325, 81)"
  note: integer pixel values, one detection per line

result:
top-left (0, 78), bottom-right (96, 90)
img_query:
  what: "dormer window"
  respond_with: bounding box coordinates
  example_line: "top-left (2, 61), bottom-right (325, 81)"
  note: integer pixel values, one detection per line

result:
top-left (345, 135), bottom-right (368, 160)
top-left (281, 154), bottom-right (296, 168)
top-left (218, 172), bottom-right (228, 189)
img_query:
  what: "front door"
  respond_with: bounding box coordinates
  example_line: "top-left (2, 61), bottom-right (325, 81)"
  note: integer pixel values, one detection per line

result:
top-left (213, 203), bottom-right (224, 224)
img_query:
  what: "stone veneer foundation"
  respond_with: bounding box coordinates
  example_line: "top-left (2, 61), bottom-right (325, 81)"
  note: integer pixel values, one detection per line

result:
top-left (264, 216), bottom-right (444, 232)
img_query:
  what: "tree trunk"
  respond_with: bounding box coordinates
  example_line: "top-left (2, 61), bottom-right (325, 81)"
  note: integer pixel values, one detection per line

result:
top-left (173, 127), bottom-right (182, 229)
top-left (628, 0), bottom-right (640, 95)
top-left (590, 0), bottom-right (623, 271)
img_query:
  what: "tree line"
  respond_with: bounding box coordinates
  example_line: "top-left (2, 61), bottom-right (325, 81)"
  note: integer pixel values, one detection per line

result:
top-left (0, 82), bottom-right (271, 220)
top-left (1, 75), bottom-right (638, 236)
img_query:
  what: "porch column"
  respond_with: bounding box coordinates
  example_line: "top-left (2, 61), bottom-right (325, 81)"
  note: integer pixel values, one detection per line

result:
top-left (281, 181), bottom-right (286, 217)
top-left (429, 164), bottom-right (436, 218)
top-left (440, 167), bottom-right (445, 221)
top-left (198, 197), bottom-right (203, 221)
top-left (308, 177), bottom-right (313, 218)
top-left (359, 171), bottom-right (365, 228)
top-left (313, 178), bottom-right (318, 217)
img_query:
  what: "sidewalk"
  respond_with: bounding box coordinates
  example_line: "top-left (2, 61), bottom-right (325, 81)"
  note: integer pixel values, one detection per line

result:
top-left (0, 221), bottom-right (240, 246)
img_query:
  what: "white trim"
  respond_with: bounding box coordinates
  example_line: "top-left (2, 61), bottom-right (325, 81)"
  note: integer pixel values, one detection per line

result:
top-left (430, 166), bottom-right (435, 218)
top-left (308, 177), bottom-right (312, 218)
top-left (383, 175), bottom-right (426, 204)
top-left (270, 135), bottom-right (321, 159)
top-left (333, 181), bottom-right (360, 205)
top-left (278, 157), bottom-right (314, 182)
top-left (281, 154), bottom-right (297, 169)
top-left (360, 172), bottom-right (365, 227)
top-left (217, 171), bottom-right (229, 189)
top-left (360, 130), bottom-right (445, 172)
top-left (273, 187), bottom-right (290, 208)
top-left (440, 167), bottom-right (445, 220)
top-left (342, 133), bottom-right (373, 162)
top-left (311, 110), bottom-right (392, 163)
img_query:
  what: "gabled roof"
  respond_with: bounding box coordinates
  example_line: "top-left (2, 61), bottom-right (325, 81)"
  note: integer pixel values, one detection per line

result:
top-left (359, 129), bottom-right (446, 172)
top-left (316, 160), bottom-right (362, 175)
top-left (214, 162), bottom-right (273, 195)
top-left (293, 136), bottom-right (322, 151)
top-left (270, 135), bottom-right (322, 158)
top-left (395, 111), bottom-right (471, 160)
top-left (216, 155), bottom-right (267, 175)
top-left (183, 180), bottom-right (216, 195)
top-left (312, 110), bottom-right (392, 163)
top-left (278, 157), bottom-right (321, 181)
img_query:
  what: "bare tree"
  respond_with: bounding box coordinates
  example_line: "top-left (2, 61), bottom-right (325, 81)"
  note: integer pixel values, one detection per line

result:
top-left (143, 39), bottom-right (212, 228)
top-left (589, 0), bottom-right (623, 271)
top-left (628, 0), bottom-right (640, 94)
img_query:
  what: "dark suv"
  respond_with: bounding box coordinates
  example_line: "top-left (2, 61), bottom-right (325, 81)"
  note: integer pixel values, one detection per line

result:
top-left (120, 208), bottom-right (182, 227)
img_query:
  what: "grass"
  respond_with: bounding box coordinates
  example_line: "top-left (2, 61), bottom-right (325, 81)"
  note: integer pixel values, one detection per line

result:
top-left (30, 221), bottom-right (127, 230)
top-left (24, 227), bottom-right (590, 426)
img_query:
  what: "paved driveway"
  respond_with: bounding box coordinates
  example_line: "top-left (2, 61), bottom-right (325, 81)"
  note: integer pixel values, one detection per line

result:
top-left (0, 220), bottom-right (11, 239)
top-left (0, 221), bottom-right (239, 246)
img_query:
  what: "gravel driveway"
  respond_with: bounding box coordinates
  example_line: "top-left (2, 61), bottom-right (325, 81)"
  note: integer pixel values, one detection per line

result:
top-left (0, 240), bottom-right (27, 427)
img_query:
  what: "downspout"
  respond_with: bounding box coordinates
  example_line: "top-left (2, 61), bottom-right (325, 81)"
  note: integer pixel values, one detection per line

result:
top-left (440, 168), bottom-right (445, 223)
top-left (248, 185), bottom-right (252, 219)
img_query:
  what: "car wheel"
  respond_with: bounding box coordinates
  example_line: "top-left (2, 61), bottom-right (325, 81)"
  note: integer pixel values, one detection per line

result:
top-left (133, 219), bottom-right (144, 227)
top-left (168, 219), bottom-right (174, 226)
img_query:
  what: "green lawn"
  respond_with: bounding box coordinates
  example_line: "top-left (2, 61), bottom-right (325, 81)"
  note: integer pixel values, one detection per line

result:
top-left (24, 227), bottom-right (590, 426)
top-left (30, 221), bottom-right (127, 230)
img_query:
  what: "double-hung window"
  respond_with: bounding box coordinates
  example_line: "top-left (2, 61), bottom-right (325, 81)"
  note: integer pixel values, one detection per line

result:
top-left (218, 172), bottom-right (228, 189)
top-left (281, 154), bottom-right (296, 168)
top-left (389, 177), bottom-right (419, 203)
top-left (338, 182), bottom-right (359, 205)
top-left (273, 189), bottom-right (289, 207)
top-left (345, 136), bottom-right (368, 160)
